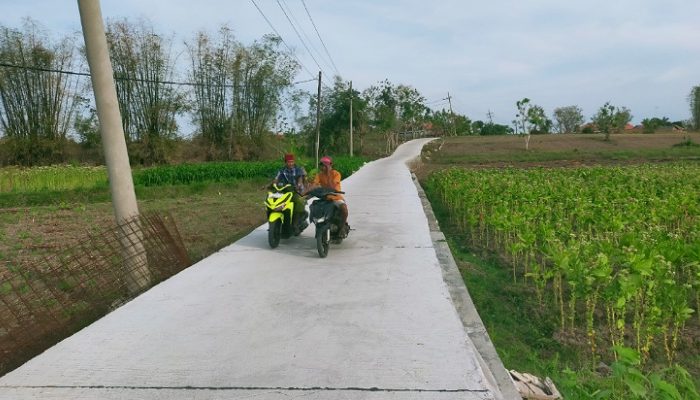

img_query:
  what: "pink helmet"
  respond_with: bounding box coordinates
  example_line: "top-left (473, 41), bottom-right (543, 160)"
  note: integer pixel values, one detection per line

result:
top-left (320, 156), bottom-right (332, 165)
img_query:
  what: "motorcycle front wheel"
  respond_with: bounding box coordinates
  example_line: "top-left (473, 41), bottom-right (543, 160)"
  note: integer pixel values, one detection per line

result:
top-left (316, 227), bottom-right (330, 258)
top-left (268, 220), bottom-right (282, 248)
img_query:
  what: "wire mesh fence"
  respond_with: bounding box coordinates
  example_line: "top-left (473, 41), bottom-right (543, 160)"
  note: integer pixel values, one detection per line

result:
top-left (0, 212), bottom-right (190, 377)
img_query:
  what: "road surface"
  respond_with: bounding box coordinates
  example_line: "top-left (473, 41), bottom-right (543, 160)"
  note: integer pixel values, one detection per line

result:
top-left (0, 139), bottom-right (518, 399)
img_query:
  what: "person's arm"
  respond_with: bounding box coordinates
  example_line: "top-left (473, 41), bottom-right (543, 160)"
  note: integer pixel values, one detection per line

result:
top-left (269, 169), bottom-right (282, 188)
top-left (296, 167), bottom-right (306, 192)
top-left (303, 174), bottom-right (320, 195)
top-left (332, 170), bottom-right (342, 192)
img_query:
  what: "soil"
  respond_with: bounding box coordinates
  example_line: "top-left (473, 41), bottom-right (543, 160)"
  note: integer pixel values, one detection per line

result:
top-left (415, 132), bottom-right (700, 178)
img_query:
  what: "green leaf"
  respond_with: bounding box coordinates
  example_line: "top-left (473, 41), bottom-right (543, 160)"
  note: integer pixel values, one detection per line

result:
top-left (626, 382), bottom-right (648, 397)
top-left (615, 346), bottom-right (641, 366)
top-left (650, 375), bottom-right (682, 400)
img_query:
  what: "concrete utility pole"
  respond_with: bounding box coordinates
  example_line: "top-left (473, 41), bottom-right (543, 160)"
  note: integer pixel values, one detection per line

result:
top-left (78, 0), bottom-right (149, 293)
top-left (447, 92), bottom-right (456, 136)
top-left (315, 71), bottom-right (321, 167)
top-left (349, 80), bottom-right (353, 157)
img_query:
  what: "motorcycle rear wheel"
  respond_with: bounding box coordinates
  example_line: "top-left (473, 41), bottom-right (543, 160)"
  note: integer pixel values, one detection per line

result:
top-left (268, 220), bottom-right (282, 248)
top-left (316, 228), bottom-right (330, 258)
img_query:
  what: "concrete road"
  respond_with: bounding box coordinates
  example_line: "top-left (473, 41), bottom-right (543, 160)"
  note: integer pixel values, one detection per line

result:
top-left (0, 139), bottom-right (517, 399)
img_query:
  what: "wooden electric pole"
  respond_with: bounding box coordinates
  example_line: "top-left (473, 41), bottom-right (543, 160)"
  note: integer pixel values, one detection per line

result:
top-left (349, 80), bottom-right (353, 157)
top-left (315, 71), bottom-right (321, 167)
top-left (447, 92), bottom-right (456, 136)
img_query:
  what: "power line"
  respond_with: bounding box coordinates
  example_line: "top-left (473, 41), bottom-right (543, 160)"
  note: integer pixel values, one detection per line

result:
top-left (249, 0), bottom-right (316, 81)
top-left (0, 62), bottom-right (91, 78)
top-left (0, 62), bottom-right (315, 88)
top-left (301, 0), bottom-right (340, 76)
top-left (278, 0), bottom-right (334, 77)
top-left (275, 0), bottom-right (334, 89)
top-left (292, 77), bottom-right (317, 85)
top-left (426, 98), bottom-right (448, 106)
top-left (275, 0), bottom-right (327, 80)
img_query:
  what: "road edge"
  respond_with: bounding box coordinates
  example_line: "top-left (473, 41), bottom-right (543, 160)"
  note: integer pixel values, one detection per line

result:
top-left (411, 171), bottom-right (521, 400)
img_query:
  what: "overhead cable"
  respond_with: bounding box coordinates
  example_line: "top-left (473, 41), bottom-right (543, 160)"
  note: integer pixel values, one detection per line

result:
top-left (249, 0), bottom-right (316, 81)
top-left (0, 62), bottom-right (314, 88)
top-left (278, 0), bottom-right (334, 77)
top-left (301, 0), bottom-right (340, 76)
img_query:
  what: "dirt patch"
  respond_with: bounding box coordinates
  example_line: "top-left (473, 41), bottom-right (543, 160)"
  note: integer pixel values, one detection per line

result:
top-left (0, 181), bottom-right (267, 272)
top-left (430, 132), bottom-right (698, 155)
top-left (414, 132), bottom-right (700, 179)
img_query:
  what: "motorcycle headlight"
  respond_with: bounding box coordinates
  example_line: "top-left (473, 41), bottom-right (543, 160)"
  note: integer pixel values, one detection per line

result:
top-left (314, 217), bottom-right (325, 223)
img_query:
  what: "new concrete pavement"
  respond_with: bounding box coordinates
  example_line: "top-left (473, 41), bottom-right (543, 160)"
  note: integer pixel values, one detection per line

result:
top-left (0, 139), bottom-right (519, 399)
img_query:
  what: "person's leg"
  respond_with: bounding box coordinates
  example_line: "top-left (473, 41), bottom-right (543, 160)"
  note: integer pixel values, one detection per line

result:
top-left (292, 193), bottom-right (307, 224)
top-left (293, 193), bottom-right (306, 213)
top-left (340, 203), bottom-right (348, 225)
top-left (338, 202), bottom-right (349, 236)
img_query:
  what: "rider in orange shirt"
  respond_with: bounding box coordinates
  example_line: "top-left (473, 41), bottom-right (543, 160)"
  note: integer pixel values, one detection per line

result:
top-left (308, 156), bottom-right (349, 237)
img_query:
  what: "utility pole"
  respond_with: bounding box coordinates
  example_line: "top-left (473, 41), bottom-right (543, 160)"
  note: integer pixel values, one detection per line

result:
top-left (349, 80), bottom-right (353, 157)
top-left (78, 0), bottom-right (149, 293)
top-left (447, 92), bottom-right (456, 136)
top-left (315, 71), bottom-right (321, 167)
top-left (487, 110), bottom-right (494, 124)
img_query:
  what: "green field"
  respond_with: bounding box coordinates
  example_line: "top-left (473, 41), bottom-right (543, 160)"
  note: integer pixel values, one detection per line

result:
top-left (419, 134), bottom-right (700, 399)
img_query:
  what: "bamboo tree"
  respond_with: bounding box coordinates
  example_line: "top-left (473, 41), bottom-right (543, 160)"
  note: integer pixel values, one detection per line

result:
top-left (0, 19), bottom-right (82, 165)
top-left (105, 19), bottom-right (184, 165)
top-left (186, 27), bottom-right (238, 159)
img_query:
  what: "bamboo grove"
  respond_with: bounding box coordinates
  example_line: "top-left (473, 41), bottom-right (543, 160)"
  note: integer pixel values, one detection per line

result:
top-left (426, 163), bottom-right (700, 364)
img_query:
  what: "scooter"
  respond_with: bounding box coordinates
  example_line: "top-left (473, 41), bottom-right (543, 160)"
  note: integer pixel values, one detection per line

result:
top-left (265, 183), bottom-right (308, 248)
top-left (307, 186), bottom-right (349, 258)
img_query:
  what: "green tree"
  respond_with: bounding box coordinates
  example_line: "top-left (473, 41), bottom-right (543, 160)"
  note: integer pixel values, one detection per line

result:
top-left (553, 105), bottom-right (585, 133)
top-left (395, 84), bottom-right (428, 132)
top-left (187, 28), bottom-right (299, 160)
top-left (689, 85), bottom-right (700, 130)
top-left (516, 98), bottom-right (551, 149)
top-left (363, 80), bottom-right (429, 153)
top-left (106, 19), bottom-right (186, 165)
top-left (429, 109), bottom-right (472, 136)
top-left (593, 101), bottom-right (632, 141)
top-left (364, 79), bottom-right (398, 134)
top-left (527, 104), bottom-right (552, 134)
top-left (364, 80), bottom-right (430, 132)
top-left (641, 117), bottom-right (671, 133)
top-left (303, 76), bottom-right (368, 156)
top-left (232, 34), bottom-right (299, 155)
top-left (0, 19), bottom-right (82, 165)
top-left (186, 26), bottom-right (239, 160)
top-left (515, 98), bottom-right (531, 135)
top-left (479, 122), bottom-right (512, 135)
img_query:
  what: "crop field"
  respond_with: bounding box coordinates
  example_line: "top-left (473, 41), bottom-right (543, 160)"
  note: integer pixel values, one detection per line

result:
top-left (0, 157), bottom-right (366, 198)
top-left (0, 165), bottom-right (108, 194)
top-left (426, 162), bottom-right (700, 366)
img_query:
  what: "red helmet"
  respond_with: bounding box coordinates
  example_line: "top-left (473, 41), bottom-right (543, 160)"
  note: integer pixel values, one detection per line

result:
top-left (284, 154), bottom-right (295, 162)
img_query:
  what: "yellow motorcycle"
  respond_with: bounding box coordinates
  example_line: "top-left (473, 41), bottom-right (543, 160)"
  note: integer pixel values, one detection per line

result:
top-left (265, 183), bottom-right (308, 248)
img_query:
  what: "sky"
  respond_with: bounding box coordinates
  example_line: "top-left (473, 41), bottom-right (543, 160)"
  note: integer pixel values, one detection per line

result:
top-left (3, 0), bottom-right (700, 128)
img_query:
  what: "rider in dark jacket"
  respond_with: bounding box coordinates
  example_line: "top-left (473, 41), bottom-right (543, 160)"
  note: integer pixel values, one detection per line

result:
top-left (272, 154), bottom-right (307, 227)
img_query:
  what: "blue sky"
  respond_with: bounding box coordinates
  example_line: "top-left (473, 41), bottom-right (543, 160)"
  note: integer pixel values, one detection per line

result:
top-left (3, 0), bottom-right (699, 128)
